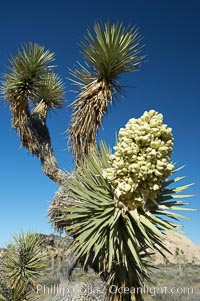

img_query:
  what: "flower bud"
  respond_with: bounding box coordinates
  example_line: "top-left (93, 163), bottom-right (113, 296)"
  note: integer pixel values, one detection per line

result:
top-left (103, 110), bottom-right (174, 209)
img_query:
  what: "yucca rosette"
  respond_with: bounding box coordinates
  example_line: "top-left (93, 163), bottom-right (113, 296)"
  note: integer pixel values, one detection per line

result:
top-left (52, 111), bottom-right (194, 300)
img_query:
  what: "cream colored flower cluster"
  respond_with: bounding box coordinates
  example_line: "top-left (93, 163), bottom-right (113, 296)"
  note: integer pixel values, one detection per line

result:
top-left (103, 110), bottom-right (174, 209)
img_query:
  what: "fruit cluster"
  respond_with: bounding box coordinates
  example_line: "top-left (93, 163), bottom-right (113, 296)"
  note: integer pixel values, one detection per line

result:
top-left (103, 110), bottom-right (174, 209)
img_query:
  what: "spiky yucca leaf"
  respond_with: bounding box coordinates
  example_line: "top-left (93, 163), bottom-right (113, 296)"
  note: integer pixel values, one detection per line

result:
top-left (68, 21), bottom-right (144, 162)
top-left (81, 21), bottom-right (143, 79)
top-left (33, 73), bottom-right (65, 109)
top-left (3, 42), bottom-right (53, 96)
top-left (1, 231), bottom-right (46, 299)
top-left (55, 142), bottom-right (149, 301)
top-left (53, 142), bottom-right (192, 301)
top-left (2, 42), bottom-right (64, 110)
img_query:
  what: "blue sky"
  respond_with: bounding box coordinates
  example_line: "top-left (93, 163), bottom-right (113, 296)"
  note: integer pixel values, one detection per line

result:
top-left (0, 0), bottom-right (200, 246)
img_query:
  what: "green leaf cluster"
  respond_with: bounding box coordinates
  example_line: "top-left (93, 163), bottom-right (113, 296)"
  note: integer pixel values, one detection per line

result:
top-left (2, 43), bottom-right (64, 109)
top-left (80, 21), bottom-right (144, 81)
top-left (53, 141), bottom-right (193, 301)
top-left (0, 231), bottom-right (47, 301)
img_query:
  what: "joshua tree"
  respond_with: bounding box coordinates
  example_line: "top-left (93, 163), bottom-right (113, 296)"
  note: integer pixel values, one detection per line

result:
top-left (1, 22), bottom-right (194, 301)
top-left (0, 231), bottom-right (46, 301)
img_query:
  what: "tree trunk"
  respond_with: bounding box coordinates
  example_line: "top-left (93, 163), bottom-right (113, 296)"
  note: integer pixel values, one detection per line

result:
top-left (9, 97), bottom-right (66, 185)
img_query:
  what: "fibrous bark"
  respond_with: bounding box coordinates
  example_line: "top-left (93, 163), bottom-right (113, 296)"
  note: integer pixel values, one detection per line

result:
top-left (9, 95), bottom-right (66, 185)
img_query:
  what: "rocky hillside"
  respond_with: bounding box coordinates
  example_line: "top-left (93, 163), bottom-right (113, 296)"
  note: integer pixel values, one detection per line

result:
top-left (1, 231), bottom-right (199, 265)
top-left (151, 231), bottom-right (200, 265)
top-left (41, 231), bottom-right (200, 265)
top-left (1, 232), bottom-right (200, 301)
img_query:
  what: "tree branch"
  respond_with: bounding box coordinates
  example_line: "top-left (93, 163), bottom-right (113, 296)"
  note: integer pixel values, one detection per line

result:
top-left (10, 95), bottom-right (66, 185)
